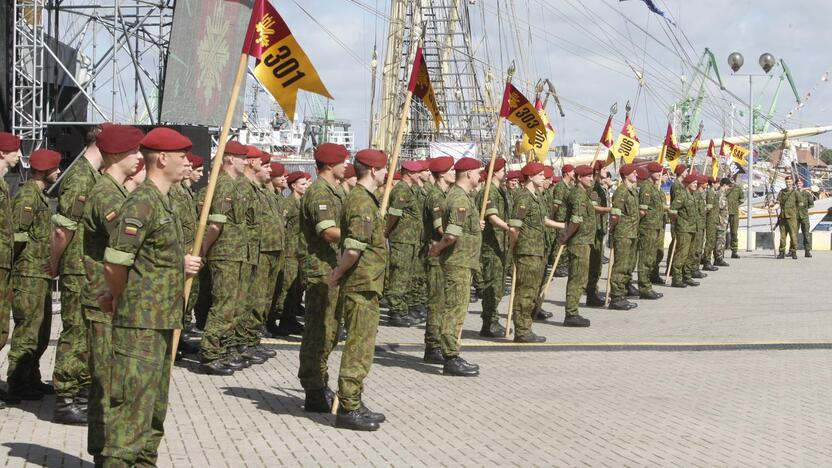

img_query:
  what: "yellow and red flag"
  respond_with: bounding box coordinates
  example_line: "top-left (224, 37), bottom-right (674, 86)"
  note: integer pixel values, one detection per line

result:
top-left (610, 115), bottom-right (640, 164)
top-left (408, 47), bottom-right (442, 131)
top-left (500, 83), bottom-right (547, 142)
top-left (719, 134), bottom-right (730, 160)
top-left (723, 141), bottom-right (750, 166)
top-left (657, 122), bottom-right (681, 170)
top-left (518, 98), bottom-right (555, 162)
top-left (243, 0), bottom-right (332, 121)
top-left (600, 115), bottom-right (617, 165)
top-left (686, 128), bottom-right (702, 165)
top-left (707, 139), bottom-right (720, 178)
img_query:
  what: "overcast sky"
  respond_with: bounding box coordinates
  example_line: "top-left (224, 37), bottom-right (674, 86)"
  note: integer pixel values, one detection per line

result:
top-left (261, 0), bottom-right (832, 150)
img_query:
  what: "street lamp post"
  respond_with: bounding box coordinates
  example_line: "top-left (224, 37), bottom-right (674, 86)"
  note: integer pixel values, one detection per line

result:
top-left (727, 52), bottom-right (776, 252)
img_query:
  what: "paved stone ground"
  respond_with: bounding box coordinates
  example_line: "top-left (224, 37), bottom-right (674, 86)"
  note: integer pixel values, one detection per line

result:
top-left (2, 251), bottom-right (831, 466)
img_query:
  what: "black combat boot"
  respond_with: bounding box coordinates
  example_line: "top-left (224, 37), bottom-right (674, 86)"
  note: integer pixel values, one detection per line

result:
top-left (608, 297), bottom-right (637, 311)
top-left (273, 317), bottom-right (304, 336)
top-left (407, 306), bottom-right (426, 325)
top-left (388, 313), bottom-right (416, 327)
top-left (776, 250), bottom-right (785, 259)
top-left (670, 280), bottom-right (687, 288)
top-left (479, 322), bottom-right (506, 338)
top-left (54, 397), bottom-right (88, 425)
top-left (335, 406), bottom-right (380, 431)
top-left (423, 347), bottom-right (444, 364)
top-left (691, 270), bottom-right (706, 279)
top-left (684, 278), bottom-right (700, 287)
top-left (563, 314), bottom-right (590, 327)
top-left (533, 306), bottom-right (553, 321)
top-left (791, 250), bottom-right (798, 259)
top-left (651, 274), bottom-right (665, 285)
top-left (237, 345), bottom-right (267, 364)
top-left (805, 250), bottom-right (812, 258)
top-left (702, 263), bottom-right (718, 271)
top-left (304, 388), bottom-right (333, 413)
top-left (442, 356), bottom-right (480, 376)
top-left (200, 360), bottom-right (235, 376)
top-left (731, 250), bottom-right (740, 259)
top-left (357, 401), bottom-right (386, 423)
top-left (626, 283), bottom-right (640, 298)
top-left (585, 290), bottom-right (605, 307)
top-left (513, 332), bottom-right (546, 343)
top-left (254, 344), bottom-right (277, 358)
top-left (715, 258), bottom-right (730, 267)
top-left (639, 290), bottom-right (663, 300)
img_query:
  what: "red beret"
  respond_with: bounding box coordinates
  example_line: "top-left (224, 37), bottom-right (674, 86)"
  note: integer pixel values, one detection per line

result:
top-left (479, 170), bottom-right (488, 182)
top-left (698, 174), bottom-right (710, 185)
top-left (186, 153), bottom-right (204, 169)
top-left (561, 164), bottom-right (575, 174)
top-left (683, 174), bottom-right (699, 185)
top-left (521, 162), bottom-right (544, 177)
top-left (224, 140), bottom-right (248, 156)
top-left (619, 163), bottom-right (636, 176)
top-left (574, 164), bottom-right (593, 177)
top-left (647, 162), bottom-right (662, 173)
top-left (551, 175), bottom-right (562, 183)
top-left (29, 149), bottom-right (62, 171)
top-left (674, 164), bottom-right (688, 176)
top-left (492, 158), bottom-right (507, 172)
top-left (270, 162), bottom-right (285, 177)
top-left (393, 171), bottom-right (401, 181)
top-left (592, 160), bottom-right (606, 172)
top-left (429, 156), bottom-right (454, 173)
top-left (636, 167), bottom-right (649, 181)
top-left (401, 160), bottom-right (422, 172)
top-left (314, 143), bottom-right (348, 164)
top-left (507, 170), bottom-right (521, 181)
top-left (97, 124), bottom-right (144, 154)
top-left (454, 157), bottom-right (480, 171)
top-left (259, 154), bottom-right (271, 165)
top-left (543, 165), bottom-right (554, 178)
top-left (140, 127), bottom-right (192, 152)
top-left (286, 171), bottom-right (310, 185)
top-left (245, 145), bottom-right (263, 159)
top-left (355, 149), bottom-right (387, 169)
top-left (0, 132), bottom-right (21, 152)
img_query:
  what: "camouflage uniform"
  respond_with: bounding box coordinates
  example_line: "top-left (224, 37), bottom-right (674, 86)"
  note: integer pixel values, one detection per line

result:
top-left (669, 188), bottom-right (696, 283)
top-left (476, 181), bottom-right (509, 329)
top-left (7, 180), bottom-right (53, 394)
top-left (270, 193), bottom-right (302, 323)
top-left (508, 188), bottom-right (546, 338)
top-left (797, 190), bottom-right (813, 253)
top-left (777, 187), bottom-right (799, 254)
top-left (169, 183), bottom-right (198, 321)
top-left (101, 179), bottom-right (185, 465)
top-left (423, 183), bottom-right (447, 350)
top-left (564, 185), bottom-right (597, 316)
top-left (297, 177), bottom-right (345, 391)
top-left (52, 156), bottom-right (98, 399)
top-left (702, 187), bottom-right (719, 265)
top-left (551, 180), bottom-right (572, 269)
top-left (439, 184), bottom-right (481, 358)
top-left (229, 178), bottom-right (262, 348)
top-left (585, 181), bottom-right (608, 296)
top-left (384, 181), bottom-right (422, 318)
top-left (609, 184), bottom-right (639, 298)
top-left (726, 185), bottom-right (744, 252)
top-left (689, 191), bottom-right (706, 271)
top-left (201, 172), bottom-right (249, 363)
top-left (413, 185), bottom-right (428, 307)
top-left (714, 188), bottom-right (729, 262)
top-left (0, 177), bottom-right (13, 354)
top-left (637, 180), bottom-right (664, 294)
top-left (335, 184), bottom-right (386, 411)
top-left (81, 172), bottom-right (129, 460)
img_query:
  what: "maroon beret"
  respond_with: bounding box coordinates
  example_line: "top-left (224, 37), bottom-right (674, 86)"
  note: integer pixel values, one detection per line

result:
top-left (543, 165), bottom-right (554, 178)
top-left (683, 174), bottom-right (699, 185)
top-left (401, 160), bottom-right (422, 172)
top-left (186, 152), bottom-right (204, 169)
top-left (259, 154), bottom-right (271, 165)
top-left (97, 125), bottom-right (144, 154)
top-left (343, 163), bottom-right (356, 178)
top-left (429, 156), bottom-right (454, 173)
top-left (314, 143), bottom-right (349, 164)
top-left (698, 174), bottom-right (710, 185)
top-left (592, 160), bottom-right (606, 172)
top-left (647, 162), bottom-right (662, 173)
top-left (574, 164), bottom-right (594, 177)
top-left (507, 170), bottom-right (521, 181)
top-left (561, 164), bottom-right (575, 174)
top-left (674, 164), bottom-right (688, 176)
top-left (492, 158), bottom-right (507, 172)
top-left (286, 171), bottom-right (311, 185)
top-left (245, 145), bottom-right (264, 159)
top-left (619, 163), bottom-right (636, 176)
top-left (355, 149), bottom-right (387, 169)
top-left (140, 127), bottom-right (192, 152)
top-left (454, 157), bottom-right (481, 171)
top-left (551, 175), bottom-right (562, 183)
top-left (270, 162), bottom-right (285, 177)
top-left (636, 167), bottom-right (649, 181)
top-left (393, 171), bottom-right (401, 181)
top-left (521, 162), bottom-right (545, 177)
top-left (29, 149), bottom-right (62, 171)
top-left (0, 132), bottom-right (21, 152)
top-left (224, 140), bottom-right (248, 156)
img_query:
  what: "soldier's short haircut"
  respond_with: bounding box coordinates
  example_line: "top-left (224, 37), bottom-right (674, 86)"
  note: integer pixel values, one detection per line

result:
top-left (353, 160), bottom-right (371, 179)
top-left (140, 147), bottom-right (160, 164)
top-left (84, 125), bottom-right (103, 146)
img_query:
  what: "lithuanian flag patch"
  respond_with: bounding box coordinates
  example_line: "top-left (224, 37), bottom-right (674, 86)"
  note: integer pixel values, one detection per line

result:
top-left (124, 225), bottom-right (138, 236)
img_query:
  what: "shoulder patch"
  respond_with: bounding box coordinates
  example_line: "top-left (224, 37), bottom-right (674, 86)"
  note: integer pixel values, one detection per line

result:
top-left (124, 217), bottom-right (143, 228)
top-left (454, 206), bottom-right (467, 225)
top-left (318, 204), bottom-right (328, 211)
top-left (590, 192), bottom-right (599, 201)
top-left (105, 211), bottom-right (118, 223)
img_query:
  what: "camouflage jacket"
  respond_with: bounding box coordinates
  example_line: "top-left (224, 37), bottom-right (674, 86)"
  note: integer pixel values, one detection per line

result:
top-left (299, 177), bottom-right (345, 279)
top-left (340, 184), bottom-right (386, 294)
top-left (12, 180), bottom-right (52, 279)
top-left (53, 156), bottom-right (99, 276)
top-left (280, 194), bottom-right (301, 258)
top-left (694, 191), bottom-right (706, 231)
top-left (170, 183), bottom-right (197, 248)
top-left (509, 187), bottom-right (546, 257)
top-left (797, 190), bottom-right (814, 219)
top-left (478, 181), bottom-right (510, 255)
top-left (638, 180), bottom-right (665, 231)
top-left (565, 185), bottom-right (597, 246)
top-left (207, 171), bottom-right (249, 262)
top-left (670, 188), bottom-right (697, 234)
top-left (551, 180), bottom-right (572, 222)
top-left (0, 178), bottom-right (13, 270)
top-left (705, 188), bottom-right (719, 227)
top-left (440, 184), bottom-right (482, 272)
top-left (591, 180), bottom-right (609, 234)
top-left (387, 180), bottom-right (423, 245)
top-left (726, 185), bottom-right (744, 214)
top-left (241, 178), bottom-right (261, 265)
top-left (256, 185), bottom-right (284, 253)
top-left (717, 189), bottom-right (729, 228)
top-left (777, 188), bottom-right (799, 219)
top-left (610, 184), bottom-right (639, 240)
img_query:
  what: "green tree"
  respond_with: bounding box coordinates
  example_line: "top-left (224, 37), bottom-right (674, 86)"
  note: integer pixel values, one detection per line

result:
top-left (820, 149), bottom-right (832, 166)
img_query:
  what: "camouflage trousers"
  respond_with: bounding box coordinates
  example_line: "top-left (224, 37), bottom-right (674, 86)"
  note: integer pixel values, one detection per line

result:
top-left (511, 255), bottom-right (545, 338)
top-left (798, 216), bottom-right (812, 252)
top-left (192, 262), bottom-right (212, 330)
top-left (691, 227), bottom-right (705, 268)
top-left (702, 222), bottom-right (717, 264)
top-left (335, 290), bottom-right (380, 411)
top-left (86, 317), bottom-right (112, 460)
top-left (298, 279), bottom-right (340, 391)
top-left (200, 261), bottom-right (244, 362)
top-left (714, 225), bottom-right (728, 261)
top-left (565, 245), bottom-right (590, 316)
top-left (671, 231), bottom-right (694, 283)
top-left (6, 275), bottom-right (51, 390)
top-left (233, 251), bottom-right (283, 347)
top-left (585, 230), bottom-right (605, 295)
top-left (102, 327), bottom-right (172, 466)
top-left (729, 214), bottom-right (740, 251)
top-left (385, 242), bottom-right (419, 316)
top-left (779, 217), bottom-right (798, 252)
top-left (270, 254), bottom-right (303, 323)
top-left (653, 226), bottom-right (666, 280)
top-left (424, 259), bottom-right (444, 349)
top-left (53, 275), bottom-right (91, 398)
top-left (439, 264), bottom-right (472, 358)
top-left (479, 248), bottom-right (506, 326)
top-left (413, 247), bottom-right (428, 306)
top-left (183, 265), bottom-right (200, 325)
top-left (610, 237), bottom-right (637, 298)
top-left (637, 228), bottom-right (660, 294)
top-left (0, 268), bottom-right (10, 352)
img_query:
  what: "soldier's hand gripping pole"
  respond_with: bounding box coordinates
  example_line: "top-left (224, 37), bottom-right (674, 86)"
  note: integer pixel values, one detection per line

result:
top-left (539, 244), bottom-right (565, 302)
top-left (504, 263), bottom-right (518, 339)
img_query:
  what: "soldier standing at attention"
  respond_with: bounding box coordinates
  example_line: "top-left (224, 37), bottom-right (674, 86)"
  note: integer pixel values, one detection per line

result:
top-left (550, 164), bottom-right (574, 278)
top-left (297, 143), bottom-right (348, 412)
top-left (169, 155), bottom-right (198, 358)
top-left (181, 153), bottom-right (204, 337)
top-left (49, 125), bottom-right (103, 424)
top-left (651, 168), bottom-right (671, 283)
top-left (422, 156), bottom-right (454, 363)
top-left (636, 162), bottom-right (665, 300)
top-left (774, 175), bottom-right (800, 259)
top-left (427, 157), bottom-right (483, 376)
top-left (585, 162), bottom-right (612, 306)
top-left (198, 140), bottom-right (250, 375)
top-left (607, 163), bottom-right (640, 310)
top-left (559, 164), bottom-right (595, 327)
top-left (476, 158), bottom-right (512, 338)
top-left (796, 178), bottom-right (813, 257)
top-left (701, 177), bottom-right (720, 271)
top-left (509, 162), bottom-right (564, 342)
top-left (384, 160), bottom-right (425, 327)
top-left (0, 132), bottom-right (22, 409)
top-left (714, 178), bottom-right (731, 267)
top-left (669, 174), bottom-right (700, 287)
top-left (79, 124), bottom-right (143, 463)
top-left (726, 178), bottom-right (744, 258)
top-left (326, 149), bottom-right (389, 432)
top-left (6, 149), bottom-right (61, 402)
top-left (101, 128), bottom-right (202, 466)
top-left (689, 175), bottom-right (708, 280)
top-left (269, 170), bottom-right (307, 336)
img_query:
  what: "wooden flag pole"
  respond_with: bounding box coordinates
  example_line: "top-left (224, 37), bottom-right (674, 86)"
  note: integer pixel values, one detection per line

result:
top-left (664, 240), bottom-right (677, 278)
top-left (479, 63), bottom-right (515, 222)
top-left (538, 244), bottom-right (565, 302)
top-left (171, 52), bottom-right (249, 363)
top-left (503, 263), bottom-right (518, 339)
top-left (603, 246), bottom-right (615, 307)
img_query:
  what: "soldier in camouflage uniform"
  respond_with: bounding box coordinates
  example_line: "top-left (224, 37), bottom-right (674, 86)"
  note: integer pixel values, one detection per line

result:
top-left (796, 178), bottom-right (814, 257)
top-left (413, 164), bottom-right (432, 316)
top-left (6, 149), bottom-right (61, 402)
top-left (476, 158), bottom-right (512, 338)
top-left (79, 124), bottom-right (144, 462)
top-left (100, 128), bottom-right (202, 466)
top-left (636, 163), bottom-right (665, 299)
top-left (585, 162), bottom-right (611, 306)
top-left (688, 176), bottom-right (708, 279)
top-left (775, 175), bottom-right (799, 259)
top-left (608, 164), bottom-right (640, 310)
top-left (701, 177), bottom-right (720, 271)
top-left (550, 164), bottom-right (575, 277)
top-left (714, 178), bottom-right (731, 266)
top-left (669, 174), bottom-right (700, 287)
top-left (560, 164), bottom-right (595, 327)
top-left (169, 155), bottom-right (199, 359)
top-left (427, 157), bottom-right (482, 376)
top-left (422, 157), bottom-right (454, 363)
top-left (0, 132), bottom-right (22, 409)
top-left (297, 143), bottom-right (348, 412)
top-left (327, 149), bottom-right (389, 432)
top-left (726, 179), bottom-right (744, 258)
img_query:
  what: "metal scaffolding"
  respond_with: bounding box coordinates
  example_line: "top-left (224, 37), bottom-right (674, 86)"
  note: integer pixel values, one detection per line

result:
top-left (12, 0), bottom-right (47, 153)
